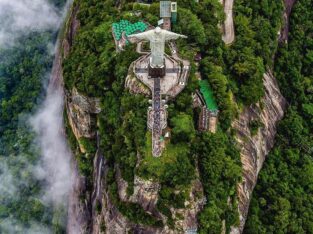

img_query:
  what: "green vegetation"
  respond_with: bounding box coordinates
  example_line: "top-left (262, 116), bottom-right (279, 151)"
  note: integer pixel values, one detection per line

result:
top-left (223, 0), bottom-right (284, 105)
top-left (139, 132), bottom-right (190, 179)
top-left (63, 0), bottom-right (292, 231)
top-left (171, 113), bottom-right (196, 143)
top-left (245, 1), bottom-right (313, 233)
top-left (194, 131), bottom-right (241, 233)
top-left (200, 61), bottom-right (236, 130)
top-left (249, 119), bottom-right (263, 136)
top-left (0, 0), bottom-right (67, 232)
top-left (0, 33), bottom-right (53, 138)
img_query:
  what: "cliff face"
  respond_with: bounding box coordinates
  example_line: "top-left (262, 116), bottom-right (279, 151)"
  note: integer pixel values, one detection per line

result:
top-left (60, 5), bottom-right (204, 233)
top-left (65, 87), bottom-right (101, 152)
top-left (230, 72), bottom-right (286, 234)
top-left (50, 5), bottom-right (95, 233)
top-left (279, 0), bottom-right (297, 43)
top-left (58, 1), bottom-right (292, 233)
top-left (229, 1), bottom-right (298, 231)
top-left (219, 0), bottom-right (235, 45)
top-left (93, 165), bottom-right (204, 233)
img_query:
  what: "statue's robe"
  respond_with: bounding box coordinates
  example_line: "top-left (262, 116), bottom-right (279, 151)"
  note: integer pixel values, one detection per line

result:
top-left (129, 29), bottom-right (186, 68)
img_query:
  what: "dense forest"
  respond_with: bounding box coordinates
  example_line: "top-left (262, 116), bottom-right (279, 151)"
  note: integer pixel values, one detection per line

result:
top-left (1, 0), bottom-right (312, 233)
top-left (63, 0), bottom-right (243, 232)
top-left (0, 0), bottom-right (67, 232)
top-left (62, 0), bottom-right (293, 233)
top-left (245, 0), bottom-right (313, 233)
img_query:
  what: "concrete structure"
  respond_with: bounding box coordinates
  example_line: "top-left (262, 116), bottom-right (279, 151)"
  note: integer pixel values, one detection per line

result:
top-left (128, 27), bottom-right (186, 70)
top-left (159, 1), bottom-right (177, 30)
top-left (194, 90), bottom-right (219, 134)
top-left (130, 40), bottom-right (189, 157)
top-left (134, 54), bottom-right (185, 96)
top-left (170, 2), bottom-right (177, 23)
top-left (160, 1), bottom-right (171, 18)
top-left (133, 50), bottom-right (190, 157)
top-left (126, 4), bottom-right (190, 157)
top-left (160, 1), bottom-right (171, 30)
top-left (198, 106), bottom-right (218, 133)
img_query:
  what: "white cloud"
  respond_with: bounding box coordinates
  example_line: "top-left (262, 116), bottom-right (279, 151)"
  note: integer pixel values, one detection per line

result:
top-left (0, 0), bottom-right (61, 47)
top-left (30, 87), bottom-right (73, 207)
top-left (0, 0), bottom-right (75, 232)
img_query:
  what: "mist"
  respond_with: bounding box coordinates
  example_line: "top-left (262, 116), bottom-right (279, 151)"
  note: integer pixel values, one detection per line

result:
top-left (0, 218), bottom-right (52, 234)
top-left (0, 0), bottom-right (61, 47)
top-left (0, 0), bottom-right (73, 232)
top-left (30, 87), bottom-right (72, 207)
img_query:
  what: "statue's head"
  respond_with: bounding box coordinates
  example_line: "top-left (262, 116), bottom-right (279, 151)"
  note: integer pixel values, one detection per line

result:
top-left (155, 27), bottom-right (162, 34)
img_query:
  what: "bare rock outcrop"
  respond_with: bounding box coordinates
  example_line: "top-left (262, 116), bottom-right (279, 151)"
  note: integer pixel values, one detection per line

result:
top-left (125, 74), bottom-right (151, 96)
top-left (62, 4), bottom-right (80, 58)
top-left (129, 177), bottom-right (161, 214)
top-left (220, 0), bottom-right (235, 45)
top-left (279, 0), bottom-right (297, 43)
top-left (230, 72), bottom-right (287, 233)
top-left (66, 88), bottom-right (100, 137)
top-left (109, 166), bottom-right (204, 233)
top-left (125, 62), bottom-right (151, 96)
top-left (171, 178), bottom-right (204, 233)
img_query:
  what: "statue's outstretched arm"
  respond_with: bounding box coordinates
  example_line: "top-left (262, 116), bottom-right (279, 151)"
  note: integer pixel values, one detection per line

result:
top-left (164, 31), bottom-right (187, 41)
top-left (127, 31), bottom-right (152, 41)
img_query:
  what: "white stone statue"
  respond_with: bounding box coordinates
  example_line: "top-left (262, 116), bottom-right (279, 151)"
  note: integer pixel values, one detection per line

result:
top-left (128, 27), bottom-right (187, 68)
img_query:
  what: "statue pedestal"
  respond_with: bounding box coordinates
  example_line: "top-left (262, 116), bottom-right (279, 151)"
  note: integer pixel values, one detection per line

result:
top-left (133, 54), bottom-right (187, 97)
top-left (148, 64), bottom-right (166, 78)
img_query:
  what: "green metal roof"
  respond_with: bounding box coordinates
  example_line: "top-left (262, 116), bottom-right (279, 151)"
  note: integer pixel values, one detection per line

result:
top-left (199, 80), bottom-right (218, 111)
top-left (112, 20), bottom-right (147, 41)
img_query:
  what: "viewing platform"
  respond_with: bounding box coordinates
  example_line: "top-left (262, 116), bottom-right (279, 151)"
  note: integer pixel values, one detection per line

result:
top-left (132, 50), bottom-right (190, 156)
top-left (126, 24), bottom-right (190, 157)
top-left (133, 53), bottom-right (188, 98)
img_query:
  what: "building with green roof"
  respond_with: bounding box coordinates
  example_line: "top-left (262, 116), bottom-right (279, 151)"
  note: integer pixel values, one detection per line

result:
top-left (112, 20), bottom-right (147, 41)
top-left (199, 80), bottom-right (218, 112)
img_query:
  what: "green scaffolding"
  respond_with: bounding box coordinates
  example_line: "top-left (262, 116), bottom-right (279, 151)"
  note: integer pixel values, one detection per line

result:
top-left (199, 80), bottom-right (218, 112)
top-left (112, 20), bottom-right (147, 41)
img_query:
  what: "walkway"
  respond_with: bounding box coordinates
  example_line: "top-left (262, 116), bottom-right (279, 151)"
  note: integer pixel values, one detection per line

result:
top-left (131, 41), bottom-right (191, 157)
top-left (167, 42), bottom-right (191, 96)
top-left (152, 78), bottom-right (162, 157)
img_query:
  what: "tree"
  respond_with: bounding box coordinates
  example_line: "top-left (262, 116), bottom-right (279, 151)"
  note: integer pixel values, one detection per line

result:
top-left (170, 113), bottom-right (196, 143)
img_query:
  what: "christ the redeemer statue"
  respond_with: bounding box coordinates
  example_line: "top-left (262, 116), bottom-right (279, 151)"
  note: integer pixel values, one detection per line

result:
top-left (128, 27), bottom-right (187, 68)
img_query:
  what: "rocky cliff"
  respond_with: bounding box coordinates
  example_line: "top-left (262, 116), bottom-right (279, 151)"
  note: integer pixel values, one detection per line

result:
top-left (230, 72), bottom-right (286, 233)
top-left (229, 1), bottom-right (298, 231)
top-left (279, 0), bottom-right (297, 43)
top-left (49, 4), bottom-right (95, 233)
top-left (56, 1), bottom-right (292, 233)
top-left (220, 0), bottom-right (235, 45)
top-left (57, 4), bottom-right (205, 233)
top-left (65, 87), bottom-right (101, 152)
